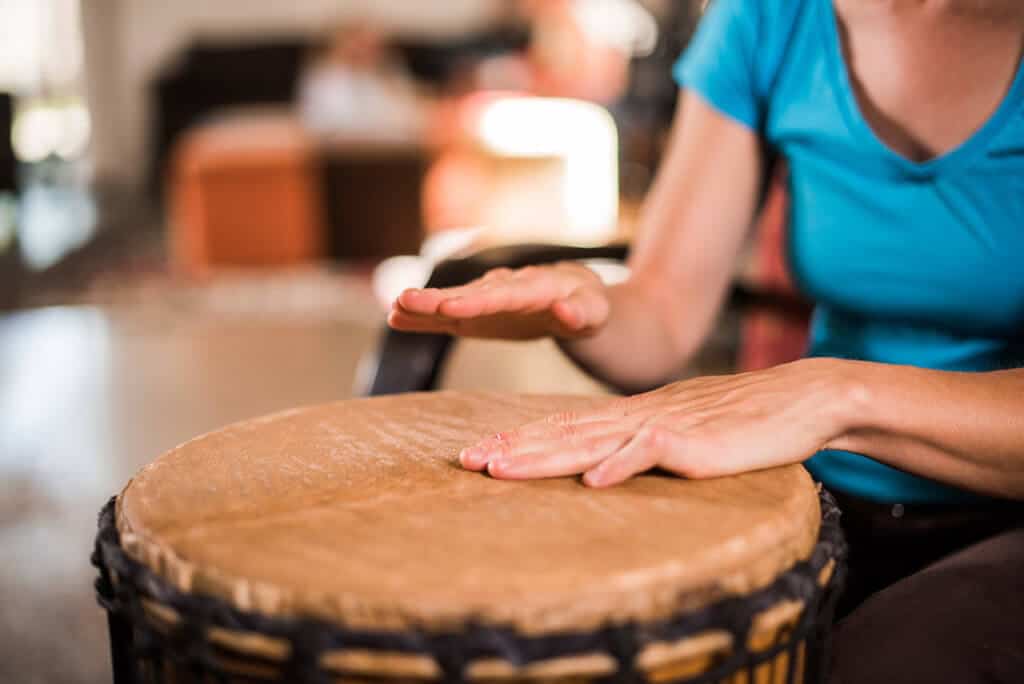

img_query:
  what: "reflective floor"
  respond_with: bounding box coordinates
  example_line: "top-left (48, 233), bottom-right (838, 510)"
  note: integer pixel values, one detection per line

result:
top-left (0, 306), bottom-right (379, 683)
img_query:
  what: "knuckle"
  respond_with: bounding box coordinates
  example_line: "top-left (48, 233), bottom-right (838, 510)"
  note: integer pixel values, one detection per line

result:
top-left (480, 438), bottom-right (510, 461)
top-left (557, 422), bottom-right (581, 443)
top-left (546, 410), bottom-right (578, 426)
top-left (642, 425), bottom-right (673, 450)
top-left (604, 397), bottom-right (635, 418)
top-left (494, 430), bottom-right (518, 449)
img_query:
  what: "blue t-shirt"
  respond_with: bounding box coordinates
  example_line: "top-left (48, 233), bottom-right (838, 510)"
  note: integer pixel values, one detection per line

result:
top-left (674, 0), bottom-right (1024, 503)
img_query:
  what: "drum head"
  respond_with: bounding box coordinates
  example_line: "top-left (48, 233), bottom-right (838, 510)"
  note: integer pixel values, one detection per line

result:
top-left (117, 392), bottom-right (820, 636)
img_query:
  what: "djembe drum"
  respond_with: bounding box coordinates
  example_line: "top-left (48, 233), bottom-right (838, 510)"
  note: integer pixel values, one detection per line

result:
top-left (93, 392), bottom-right (845, 684)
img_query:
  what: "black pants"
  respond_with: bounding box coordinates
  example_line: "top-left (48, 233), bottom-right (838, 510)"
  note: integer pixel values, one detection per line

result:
top-left (828, 490), bottom-right (1024, 683)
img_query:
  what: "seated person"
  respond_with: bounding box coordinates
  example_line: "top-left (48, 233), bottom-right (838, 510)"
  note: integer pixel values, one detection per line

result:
top-left (390, 1), bottom-right (1024, 681)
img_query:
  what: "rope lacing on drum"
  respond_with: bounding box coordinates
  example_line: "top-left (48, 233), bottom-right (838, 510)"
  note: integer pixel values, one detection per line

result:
top-left (92, 490), bottom-right (848, 684)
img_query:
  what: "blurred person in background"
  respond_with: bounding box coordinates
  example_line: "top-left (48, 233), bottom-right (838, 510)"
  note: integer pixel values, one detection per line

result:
top-left (522, 0), bottom-right (655, 103)
top-left (392, 0), bottom-right (1024, 681)
top-left (468, 0), bottom-right (657, 102)
top-left (298, 22), bottom-right (424, 141)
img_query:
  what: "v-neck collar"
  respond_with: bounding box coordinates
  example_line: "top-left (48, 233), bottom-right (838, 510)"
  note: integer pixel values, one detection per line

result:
top-left (818, 0), bottom-right (1024, 179)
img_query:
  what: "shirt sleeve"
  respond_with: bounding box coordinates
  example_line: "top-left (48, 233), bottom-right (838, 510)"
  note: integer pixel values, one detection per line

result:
top-left (673, 0), bottom-right (763, 131)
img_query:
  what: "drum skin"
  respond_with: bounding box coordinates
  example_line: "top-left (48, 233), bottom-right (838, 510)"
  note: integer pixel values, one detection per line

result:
top-left (100, 392), bottom-right (843, 683)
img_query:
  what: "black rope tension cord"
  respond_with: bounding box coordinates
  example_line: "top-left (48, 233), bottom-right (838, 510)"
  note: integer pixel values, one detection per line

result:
top-left (93, 488), bottom-right (847, 684)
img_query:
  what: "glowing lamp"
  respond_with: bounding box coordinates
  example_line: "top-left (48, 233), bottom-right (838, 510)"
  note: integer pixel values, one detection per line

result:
top-left (473, 96), bottom-right (619, 246)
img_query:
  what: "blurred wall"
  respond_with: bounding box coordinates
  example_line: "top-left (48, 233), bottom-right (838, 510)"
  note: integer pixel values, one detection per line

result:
top-left (82, 0), bottom-right (506, 188)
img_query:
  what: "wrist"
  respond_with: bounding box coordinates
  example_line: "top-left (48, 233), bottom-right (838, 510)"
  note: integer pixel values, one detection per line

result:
top-left (796, 357), bottom-right (876, 447)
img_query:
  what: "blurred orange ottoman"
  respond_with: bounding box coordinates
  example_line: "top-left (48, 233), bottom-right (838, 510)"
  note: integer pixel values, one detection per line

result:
top-left (169, 112), bottom-right (325, 276)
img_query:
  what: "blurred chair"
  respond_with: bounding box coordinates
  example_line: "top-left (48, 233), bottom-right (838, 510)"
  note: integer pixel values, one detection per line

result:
top-left (168, 112), bottom-right (325, 276)
top-left (322, 141), bottom-right (427, 260)
top-left (366, 243), bottom-right (811, 396)
top-left (149, 41), bottom-right (308, 197)
top-left (0, 93), bottom-right (15, 193)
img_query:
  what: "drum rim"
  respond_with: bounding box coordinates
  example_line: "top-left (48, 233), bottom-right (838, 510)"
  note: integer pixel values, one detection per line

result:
top-left (93, 487), bottom-right (847, 682)
top-left (115, 392), bottom-right (825, 634)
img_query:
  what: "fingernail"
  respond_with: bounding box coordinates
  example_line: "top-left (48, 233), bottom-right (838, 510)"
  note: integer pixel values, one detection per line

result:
top-left (459, 447), bottom-right (485, 467)
top-left (487, 457), bottom-right (511, 477)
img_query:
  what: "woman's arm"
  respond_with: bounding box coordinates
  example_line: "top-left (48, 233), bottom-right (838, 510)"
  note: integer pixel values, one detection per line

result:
top-left (560, 91), bottom-right (764, 391)
top-left (826, 360), bottom-right (1024, 500)
top-left (392, 91), bottom-right (764, 391)
top-left (458, 357), bottom-right (1024, 501)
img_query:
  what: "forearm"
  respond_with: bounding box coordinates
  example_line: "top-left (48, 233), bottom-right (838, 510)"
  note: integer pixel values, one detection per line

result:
top-left (559, 92), bottom-right (762, 393)
top-left (558, 280), bottom-right (707, 393)
top-left (824, 360), bottom-right (1024, 499)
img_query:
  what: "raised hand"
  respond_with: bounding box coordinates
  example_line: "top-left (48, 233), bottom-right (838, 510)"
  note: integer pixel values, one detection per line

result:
top-left (388, 262), bottom-right (611, 340)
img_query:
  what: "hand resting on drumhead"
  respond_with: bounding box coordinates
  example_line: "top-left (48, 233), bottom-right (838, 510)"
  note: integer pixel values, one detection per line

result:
top-left (458, 358), bottom-right (856, 488)
top-left (457, 358), bottom-right (1024, 498)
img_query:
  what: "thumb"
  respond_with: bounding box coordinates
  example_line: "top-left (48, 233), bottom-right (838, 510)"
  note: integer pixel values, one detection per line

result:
top-left (551, 287), bottom-right (610, 334)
